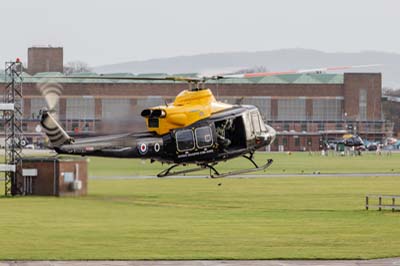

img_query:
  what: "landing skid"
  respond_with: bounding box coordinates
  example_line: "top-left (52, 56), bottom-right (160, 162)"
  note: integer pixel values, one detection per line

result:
top-left (157, 164), bottom-right (206, 178)
top-left (209, 158), bottom-right (273, 178)
top-left (156, 156), bottom-right (273, 178)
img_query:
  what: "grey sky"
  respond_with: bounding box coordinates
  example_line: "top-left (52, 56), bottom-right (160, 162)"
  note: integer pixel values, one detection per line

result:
top-left (1, 0), bottom-right (399, 67)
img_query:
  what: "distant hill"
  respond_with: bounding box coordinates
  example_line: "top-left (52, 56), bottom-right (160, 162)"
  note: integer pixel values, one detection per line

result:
top-left (93, 49), bottom-right (400, 88)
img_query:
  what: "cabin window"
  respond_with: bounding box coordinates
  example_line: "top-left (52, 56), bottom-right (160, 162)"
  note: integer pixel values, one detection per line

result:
top-left (195, 126), bottom-right (213, 148)
top-left (176, 129), bottom-right (195, 152)
top-left (251, 112), bottom-right (261, 134)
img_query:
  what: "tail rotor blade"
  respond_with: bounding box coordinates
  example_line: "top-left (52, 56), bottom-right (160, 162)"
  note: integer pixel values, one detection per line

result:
top-left (38, 83), bottom-right (62, 111)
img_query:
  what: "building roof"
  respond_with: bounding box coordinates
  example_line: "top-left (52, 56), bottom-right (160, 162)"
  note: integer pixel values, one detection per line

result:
top-left (0, 72), bottom-right (344, 84)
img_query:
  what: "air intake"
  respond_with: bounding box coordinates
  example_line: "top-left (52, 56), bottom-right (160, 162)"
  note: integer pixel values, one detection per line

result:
top-left (141, 109), bottom-right (152, 117)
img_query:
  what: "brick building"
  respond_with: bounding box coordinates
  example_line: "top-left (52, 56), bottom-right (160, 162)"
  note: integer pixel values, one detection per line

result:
top-left (27, 46), bottom-right (63, 75)
top-left (0, 47), bottom-right (389, 151)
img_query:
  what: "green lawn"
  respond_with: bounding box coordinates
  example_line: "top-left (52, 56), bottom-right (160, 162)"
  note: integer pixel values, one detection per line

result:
top-left (1, 175), bottom-right (400, 259)
top-left (2, 151), bottom-right (399, 177)
top-left (86, 151), bottom-right (400, 177)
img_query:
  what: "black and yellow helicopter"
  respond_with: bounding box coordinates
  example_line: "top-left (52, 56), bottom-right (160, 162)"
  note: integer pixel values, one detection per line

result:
top-left (39, 64), bottom-right (378, 177)
top-left (40, 73), bottom-right (276, 178)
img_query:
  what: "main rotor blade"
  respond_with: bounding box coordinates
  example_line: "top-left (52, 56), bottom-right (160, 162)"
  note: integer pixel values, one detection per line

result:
top-left (219, 64), bottom-right (382, 79)
top-left (30, 75), bottom-right (202, 83)
top-left (27, 64), bottom-right (382, 84)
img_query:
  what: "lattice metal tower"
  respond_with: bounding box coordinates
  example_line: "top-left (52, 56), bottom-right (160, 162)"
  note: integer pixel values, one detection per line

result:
top-left (4, 60), bottom-right (24, 196)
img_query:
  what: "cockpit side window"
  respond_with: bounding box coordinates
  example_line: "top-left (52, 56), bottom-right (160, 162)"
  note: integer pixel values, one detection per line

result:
top-left (247, 112), bottom-right (254, 133)
top-left (195, 126), bottom-right (213, 149)
top-left (251, 112), bottom-right (261, 134)
top-left (176, 129), bottom-right (195, 152)
top-left (259, 115), bottom-right (267, 132)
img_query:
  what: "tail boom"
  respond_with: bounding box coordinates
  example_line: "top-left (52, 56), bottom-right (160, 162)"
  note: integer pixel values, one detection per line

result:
top-left (40, 111), bottom-right (74, 148)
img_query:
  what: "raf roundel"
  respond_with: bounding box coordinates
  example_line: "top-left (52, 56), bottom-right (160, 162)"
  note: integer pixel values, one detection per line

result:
top-left (154, 143), bottom-right (160, 153)
top-left (138, 143), bottom-right (148, 155)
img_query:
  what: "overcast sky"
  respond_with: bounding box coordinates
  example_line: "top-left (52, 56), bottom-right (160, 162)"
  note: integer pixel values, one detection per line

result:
top-left (1, 0), bottom-right (399, 67)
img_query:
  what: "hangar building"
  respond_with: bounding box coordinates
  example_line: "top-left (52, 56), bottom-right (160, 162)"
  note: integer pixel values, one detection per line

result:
top-left (0, 47), bottom-right (389, 151)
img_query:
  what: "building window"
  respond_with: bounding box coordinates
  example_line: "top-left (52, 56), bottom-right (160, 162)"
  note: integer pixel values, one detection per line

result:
top-left (277, 98), bottom-right (306, 121)
top-left (283, 123), bottom-right (290, 131)
top-left (359, 89), bottom-right (367, 120)
top-left (347, 124), bottom-right (354, 132)
top-left (218, 97), bottom-right (237, 105)
top-left (102, 98), bottom-right (131, 120)
top-left (312, 98), bottom-right (342, 121)
top-left (295, 137), bottom-right (300, 146)
top-left (72, 122), bottom-right (79, 132)
top-left (66, 98), bottom-right (95, 120)
top-left (83, 123), bottom-right (90, 132)
top-left (133, 96), bottom-right (165, 114)
top-left (274, 138), bottom-right (279, 147)
top-left (282, 138), bottom-right (288, 147)
top-left (30, 98), bottom-right (59, 119)
top-left (301, 123), bottom-right (307, 132)
top-left (318, 123), bottom-right (325, 131)
top-left (336, 123), bottom-right (343, 130)
top-left (364, 123), bottom-right (370, 132)
top-left (242, 97), bottom-right (271, 120)
top-left (307, 137), bottom-right (312, 146)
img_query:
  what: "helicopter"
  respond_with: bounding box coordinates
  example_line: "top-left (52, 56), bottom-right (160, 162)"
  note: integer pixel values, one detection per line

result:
top-left (326, 134), bottom-right (365, 150)
top-left (38, 64), bottom-right (379, 178)
top-left (40, 74), bottom-right (276, 178)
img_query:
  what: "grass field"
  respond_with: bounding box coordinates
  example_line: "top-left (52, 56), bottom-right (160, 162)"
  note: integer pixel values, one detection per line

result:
top-left (1, 152), bottom-right (400, 260)
top-left (2, 151), bottom-right (399, 177)
top-left (86, 151), bottom-right (400, 177)
top-left (1, 175), bottom-right (400, 259)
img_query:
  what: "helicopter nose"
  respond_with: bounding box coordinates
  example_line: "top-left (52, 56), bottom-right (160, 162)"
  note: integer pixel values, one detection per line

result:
top-left (266, 124), bottom-right (276, 145)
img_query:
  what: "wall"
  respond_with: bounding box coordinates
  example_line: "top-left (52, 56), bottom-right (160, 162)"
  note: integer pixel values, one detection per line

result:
top-left (27, 47), bottom-right (63, 75)
top-left (344, 73), bottom-right (382, 120)
top-left (17, 158), bottom-right (87, 196)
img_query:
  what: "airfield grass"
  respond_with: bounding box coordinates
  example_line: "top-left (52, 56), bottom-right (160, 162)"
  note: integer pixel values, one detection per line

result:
top-left (86, 151), bottom-right (400, 177)
top-left (1, 176), bottom-right (400, 259)
top-left (1, 152), bottom-right (400, 259)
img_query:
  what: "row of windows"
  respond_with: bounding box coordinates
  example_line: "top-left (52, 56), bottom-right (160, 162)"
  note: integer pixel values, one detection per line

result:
top-left (277, 137), bottom-right (313, 147)
top-left (23, 97), bottom-right (347, 121)
top-left (312, 99), bottom-right (342, 121)
top-left (219, 97), bottom-right (272, 120)
top-left (26, 97), bottom-right (164, 120)
top-left (277, 122), bottom-right (382, 132)
top-left (220, 97), bottom-right (343, 121)
top-left (277, 99), bottom-right (306, 121)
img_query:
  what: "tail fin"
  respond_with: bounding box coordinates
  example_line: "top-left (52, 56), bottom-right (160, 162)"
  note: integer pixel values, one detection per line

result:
top-left (40, 110), bottom-right (74, 148)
